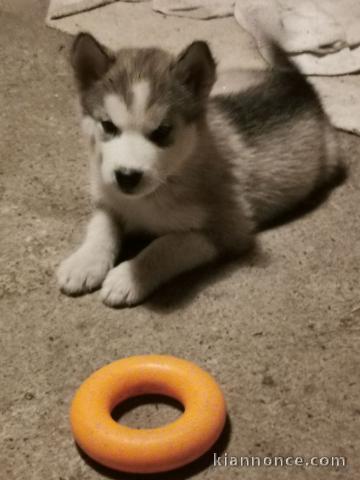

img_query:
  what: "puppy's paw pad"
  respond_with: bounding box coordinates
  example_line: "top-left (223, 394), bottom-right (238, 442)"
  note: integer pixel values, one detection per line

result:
top-left (57, 249), bottom-right (112, 295)
top-left (100, 262), bottom-right (145, 307)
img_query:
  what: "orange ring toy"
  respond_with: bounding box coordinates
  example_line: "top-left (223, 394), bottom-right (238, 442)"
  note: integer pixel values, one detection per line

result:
top-left (70, 355), bottom-right (226, 474)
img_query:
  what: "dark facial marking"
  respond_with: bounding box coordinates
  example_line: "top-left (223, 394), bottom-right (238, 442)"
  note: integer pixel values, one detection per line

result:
top-left (101, 120), bottom-right (121, 136)
top-left (148, 124), bottom-right (173, 147)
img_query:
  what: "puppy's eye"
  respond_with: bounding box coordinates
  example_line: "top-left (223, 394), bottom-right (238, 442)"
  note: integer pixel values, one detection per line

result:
top-left (149, 124), bottom-right (173, 146)
top-left (101, 120), bottom-right (120, 136)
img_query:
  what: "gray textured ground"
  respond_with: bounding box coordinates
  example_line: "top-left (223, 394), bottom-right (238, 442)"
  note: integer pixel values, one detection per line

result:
top-left (1, 2), bottom-right (360, 479)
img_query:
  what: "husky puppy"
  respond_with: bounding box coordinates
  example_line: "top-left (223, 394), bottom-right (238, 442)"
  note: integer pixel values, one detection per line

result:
top-left (57, 33), bottom-right (341, 307)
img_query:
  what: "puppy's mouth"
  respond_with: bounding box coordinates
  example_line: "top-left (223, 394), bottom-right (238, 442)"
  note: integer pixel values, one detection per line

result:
top-left (118, 184), bottom-right (139, 195)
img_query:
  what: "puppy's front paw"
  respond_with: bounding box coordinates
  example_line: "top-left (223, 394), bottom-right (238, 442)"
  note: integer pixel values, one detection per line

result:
top-left (100, 261), bottom-right (147, 307)
top-left (57, 248), bottom-right (113, 295)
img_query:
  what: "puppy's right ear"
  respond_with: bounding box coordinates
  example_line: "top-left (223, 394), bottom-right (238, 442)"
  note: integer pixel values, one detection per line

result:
top-left (173, 41), bottom-right (216, 100)
top-left (71, 33), bottom-right (113, 89)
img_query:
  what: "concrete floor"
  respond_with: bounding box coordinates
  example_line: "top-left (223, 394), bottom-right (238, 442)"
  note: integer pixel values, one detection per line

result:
top-left (1, 1), bottom-right (360, 479)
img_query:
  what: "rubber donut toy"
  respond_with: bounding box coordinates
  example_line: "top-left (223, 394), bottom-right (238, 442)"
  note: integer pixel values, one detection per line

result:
top-left (70, 355), bottom-right (226, 473)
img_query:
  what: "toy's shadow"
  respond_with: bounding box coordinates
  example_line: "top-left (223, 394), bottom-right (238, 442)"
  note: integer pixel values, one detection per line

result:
top-left (76, 394), bottom-right (232, 479)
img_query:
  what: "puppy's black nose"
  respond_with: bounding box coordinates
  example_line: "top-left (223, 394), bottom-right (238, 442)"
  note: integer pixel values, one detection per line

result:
top-left (114, 168), bottom-right (143, 192)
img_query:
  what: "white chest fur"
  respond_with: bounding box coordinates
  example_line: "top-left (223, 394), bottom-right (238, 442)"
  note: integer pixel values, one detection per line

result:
top-left (104, 189), bottom-right (207, 236)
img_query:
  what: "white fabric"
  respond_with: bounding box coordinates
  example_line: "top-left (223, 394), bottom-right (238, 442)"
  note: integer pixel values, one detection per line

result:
top-left (234, 0), bottom-right (360, 76)
top-left (47, 0), bottom-right (145, 20)
top-left (153, 0), bottom-right (234, 19)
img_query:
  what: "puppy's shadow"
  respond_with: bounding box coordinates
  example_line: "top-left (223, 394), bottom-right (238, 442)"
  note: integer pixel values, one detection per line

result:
top-left (259, 164), bottom-right (347, 231)
top-left (120, 236), bottom-right (269, 313)
top-left (121, 167), bottom-right (346, 313)
top-left (148, 247), bottom-right (268, 313)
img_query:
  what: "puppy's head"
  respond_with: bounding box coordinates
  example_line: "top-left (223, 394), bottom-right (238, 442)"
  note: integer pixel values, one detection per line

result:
top-left (71, 33), bottom-right (216, 197)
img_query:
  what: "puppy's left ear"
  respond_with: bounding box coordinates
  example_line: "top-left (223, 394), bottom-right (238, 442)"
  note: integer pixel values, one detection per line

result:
top-left (71, 33), bottom-right (114, 89)
top-left (173, 41), bottom-right (216, 99)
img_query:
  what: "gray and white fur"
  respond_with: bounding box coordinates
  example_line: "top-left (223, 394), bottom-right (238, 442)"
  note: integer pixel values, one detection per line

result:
top-left (57, 34), bottom-right (342, 307)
